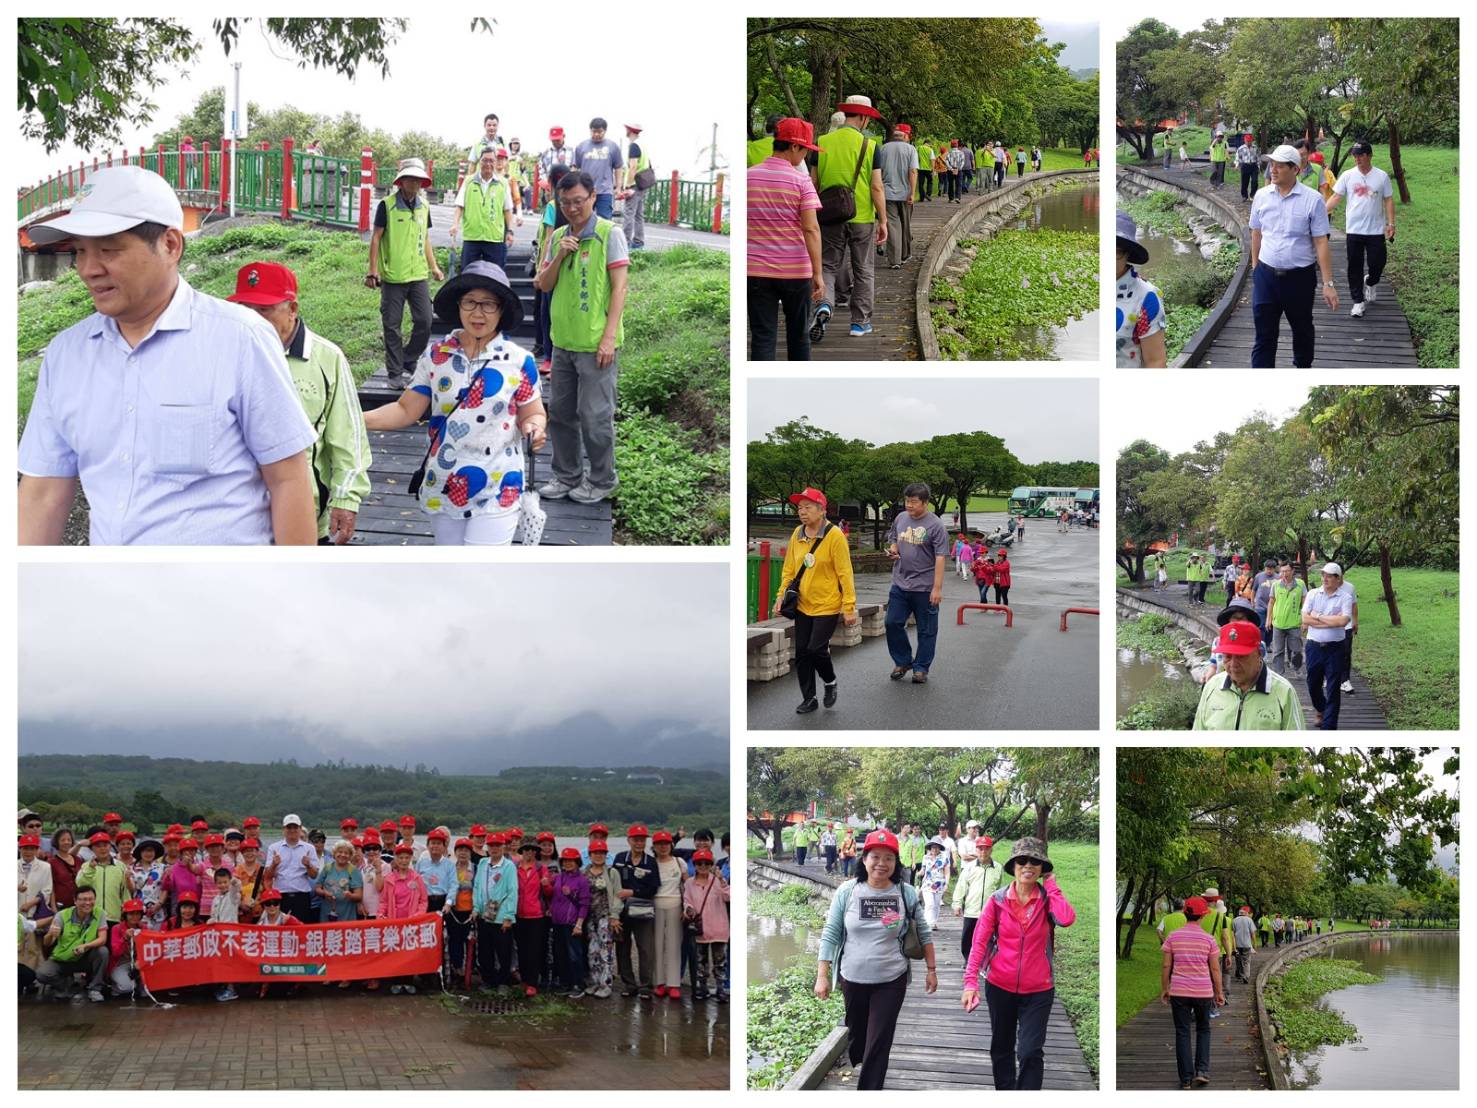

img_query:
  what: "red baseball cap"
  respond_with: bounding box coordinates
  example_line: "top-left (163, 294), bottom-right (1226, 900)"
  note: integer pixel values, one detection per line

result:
top-left (652, 830), bottom-right (674, 844)
top-left (506, 827), bottom-right (524, 839)
top-left (19, 835), bottom-right (40, 848)
top-left (114, 829), bottom-right (136, 842)
top-left (536, 831), bottom-right (556, 843)
top-left (862, 828), bottom-right (900, 856)
top-left (469, 825), bottom-right (488, 836)
top-left (587, 840), bottom-right (609, 854)
top-left (788, 487), bottom-right (827, 509)
top-left (589, 823), bottom-right (609, 835)
top-left (122, 899), bottom-right (144, 915)
top-left (455, 838), bottom-right (474, 851)
top-left (89, 831), bottom-right (112, 845)
top-left (427, 829), bottom-right (449, 843)
top-left (550, 126), bottom-right (565, 140)
top-left (340, 819), bottom-right (359, 830)
top-left (242, 838), bottom-right (261, 850)
top-left (177, 891), bottom-right (200, 905)
top-left (399, 815), bottom-right (416, 828)
top-left (258, 889), bottom-right (282, 903)
top-left (351, 836), bottom-right (365, 848)
top-left (1184, 896), bottom-right (1210, 916)
top-left (625, 123), bottom-right (643, 134)
top-left (179, 838), bottom-right (199, 851)
top-left (226, 261), bottom-right (298, 307)
top-left (692, 849), bottom-right (714, 863)
top-left (103, 812), bottom-right (122, 823)
top-left (167, 824), bottom-right (186, 835)
top-left (626, 824), bottom-right (649, 838)
top-left (242, 817), bottom-right (261, 829)
top-left (203, 834), bottom-right (225, 847)
top-left (488, 833), bottom-right (508, 846)
top-left (380, 820), bottom-right (398, 832)
top-left (191, 820), bottom-right (209, 831)
top-left (1215, 622), bottom-right (1260, 656)
top-left (393, 842), bottom-right (415, 855)
top-left (774, 118), bottom-right (819, 153)
top-left (362, 828), bottom-right (382, 842)
top-left (163, 834), bottom-right (181, 845)
top-left (895, 123), bottom-right (913, 136)
top-left (560, 847), bottom-right (582, 861)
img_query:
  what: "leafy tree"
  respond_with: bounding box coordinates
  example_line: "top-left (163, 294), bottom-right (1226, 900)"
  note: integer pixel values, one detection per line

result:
top-left (839, 442), bottom-right (941, 550)
top-left (1115, 439), bottom-right (1172, 581)
top-left (1009, 747), bottom-right (1099, 844)
top-left (1115, 19), bottom-right (1182, 159)
top-left (919, 431), bottom-right (1022, 531)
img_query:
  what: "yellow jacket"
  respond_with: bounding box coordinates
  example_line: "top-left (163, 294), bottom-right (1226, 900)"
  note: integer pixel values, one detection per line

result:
top-left (775, 524), bottom-right (856, 617)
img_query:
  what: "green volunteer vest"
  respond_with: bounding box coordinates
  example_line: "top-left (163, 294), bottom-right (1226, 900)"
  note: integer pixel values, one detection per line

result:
top-left (379, 195), bottom-right (431, 284)
top-left (51, 906), bottom-right (102, 962)
top-left (1210, 142), bottom-right (1228, 164)
top-left (462, 175), bottom-right (509, 243)
top-left (548, 217), bottom-right (625, 354)
top-left (633, 146), bottom-right (651, 174)
top-left (816, 126), bottom-right (877, 225)
top-left (1270, 580), bottom-right (1306, 629)
top-left (747, 136), bottom-right (773, 167)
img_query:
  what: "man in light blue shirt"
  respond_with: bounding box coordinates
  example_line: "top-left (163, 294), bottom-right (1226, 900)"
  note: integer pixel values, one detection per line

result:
top-left (1249, 144), bottom-right (1338, 367)
top-left (18, 166), bottom-right (318, 545)
top-left (1301, 562), bottom-right (1353, 729)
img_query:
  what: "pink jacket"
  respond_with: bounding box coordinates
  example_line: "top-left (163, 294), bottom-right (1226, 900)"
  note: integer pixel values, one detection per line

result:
top-left (380, 869), bottom-right (428, 919)
top-left (681, 875), bottom-right (730, 942)
top-left (963, 875), bottom-right (1074, 994)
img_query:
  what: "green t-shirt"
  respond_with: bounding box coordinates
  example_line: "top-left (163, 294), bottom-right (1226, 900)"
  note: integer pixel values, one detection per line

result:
top-left (1193, 667), bottom-right (1306, 730)
top-left (1258, 914), bottom-right (1273, 934)
top-left (794, 826), bottom-right (814, 848)
top-left (816, 126), bottom-right (878, 225)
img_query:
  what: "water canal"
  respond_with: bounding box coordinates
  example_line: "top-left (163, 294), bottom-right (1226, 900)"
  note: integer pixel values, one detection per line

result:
top-left (1285, 932), bottom-right (1459, 1089)
top-left (1000, 182), bottom-right (1100, 359)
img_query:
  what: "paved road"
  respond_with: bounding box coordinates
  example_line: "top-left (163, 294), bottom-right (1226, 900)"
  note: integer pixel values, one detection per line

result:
top-left (748, 520), bottom-right (1100, 730)
top-left (18, 988), bottom-right (728, 1090)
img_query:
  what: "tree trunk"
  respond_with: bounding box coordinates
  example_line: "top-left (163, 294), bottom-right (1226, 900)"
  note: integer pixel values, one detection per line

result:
top-left (1379, 540), bottom-right (1402, 627)
top-left (1297, 536), bottom-right (1309, 587)
top-left (1034, 800), bottom-right (1050, 844)
top-left (1388, 120), bottom-right (1411, 204)
top-left (764, 35), bottom-right (801, 120)
top-left (1115, 873), bottom-right (1137, 954)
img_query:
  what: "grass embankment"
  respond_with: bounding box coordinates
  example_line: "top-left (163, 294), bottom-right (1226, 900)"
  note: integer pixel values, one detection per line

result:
top-left (16, 222), bottom-right (729, 545)
top-left (1119, 126), bottom-right (1215, 165)
top-left (1340, 566), bottom-right (1458, 730)
top-left (1325, 145), bottom-right (1457, 368)
top-left (749, 841), bottom-right (1100, 1085)
top-left (1264, 957), bottom-right (1380, 1052)
top-left (1119, 190), bottom-right (1239, 361)
top-left (965, 494), bottom-right (1010, 513)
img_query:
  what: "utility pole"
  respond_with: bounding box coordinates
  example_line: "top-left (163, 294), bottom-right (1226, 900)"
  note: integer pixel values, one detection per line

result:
top-left (225, 61), bottom-right (246, 218)
top-left (709, 122), bottom-right (718, 181)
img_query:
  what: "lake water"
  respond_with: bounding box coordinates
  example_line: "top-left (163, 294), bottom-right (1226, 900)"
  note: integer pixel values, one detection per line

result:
top-left (1287, 933), bottom-right (1459, 1089)
top-left (1117, 643), bottom-right (1189, 717)
top-left (1000, 182), bottom-right (1100, 359)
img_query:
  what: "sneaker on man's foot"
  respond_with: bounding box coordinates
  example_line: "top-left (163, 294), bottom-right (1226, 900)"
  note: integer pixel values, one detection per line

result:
top-left (538, 478), bottom-right (578, 500)
top-left (823, 682), bottom-right (838, 708)
top-left (849, 323), bottom-right (873, 337)
top-left (1351, 301), bottom-right (1367, 317)
top-left (1193, 1075), bottom-right (1211, 1086)
top-left (795, 698), bottom-right (819, 714)
top-left (569, 479), bottom-right (617, 504)
top-left (1341, 680), bottom-right (1355, 694)
top-left (1364, 280), bottom-right (1378, 303)
top-left (810, 302), bottom-right (831, 343)
top-left (403, 984), bottom-right (417, 995)
top-left (568, 988), bottom-right (586, 999)
top-left (621, 986), bottom-right (641, 997)
top-left (88, 989), bottom-right (106, 1003)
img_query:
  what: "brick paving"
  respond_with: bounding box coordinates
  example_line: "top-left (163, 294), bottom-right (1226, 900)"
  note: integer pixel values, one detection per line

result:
top-left (18, 988), bottom-right (729, 1090)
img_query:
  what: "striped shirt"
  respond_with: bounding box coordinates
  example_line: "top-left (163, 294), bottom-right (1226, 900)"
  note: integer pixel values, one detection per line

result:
top-left (747, 156), bottom-right (821, 280)
top-left (1161, 921), bottom-right (1219, 997)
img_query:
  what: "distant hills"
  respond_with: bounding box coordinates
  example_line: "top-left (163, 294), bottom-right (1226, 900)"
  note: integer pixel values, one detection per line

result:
top-left (1070, 67), bottom-right (1099, 82)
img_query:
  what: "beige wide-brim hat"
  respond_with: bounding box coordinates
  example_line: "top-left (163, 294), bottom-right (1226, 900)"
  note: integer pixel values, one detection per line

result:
top-left (836, 95), bottom-right (882, 121)
top-left (394, 158), bottom-right (433, 186)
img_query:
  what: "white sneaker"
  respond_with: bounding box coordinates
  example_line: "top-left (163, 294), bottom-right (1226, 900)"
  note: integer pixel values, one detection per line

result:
top-left (1365, 280), bottom-right (1378, 303)
top-left (538, 478), bottom-right (578, 500)
top-left (1341, 680), bottom-right (1354, 694)
top-left (1350, 301), bottom-right (1366, 317)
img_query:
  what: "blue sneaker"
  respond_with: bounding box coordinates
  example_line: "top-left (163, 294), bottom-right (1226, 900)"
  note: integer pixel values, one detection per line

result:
top-left (849, 323), bottom-right (873, 337)
top-left (810, 302), bottom-right (832, 343)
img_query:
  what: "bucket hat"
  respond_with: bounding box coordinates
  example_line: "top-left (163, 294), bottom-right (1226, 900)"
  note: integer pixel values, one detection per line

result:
top-left (432, 260), bottom-right (524, 331)
top-left (1003, 835), bottom-right (1052, 875)
top-left (1216, 597), bottom-right (1259, 626)
top-left (1116, 211), bottom-right (1149, 265)
top-left (394, 158), bottom-right (433, 186)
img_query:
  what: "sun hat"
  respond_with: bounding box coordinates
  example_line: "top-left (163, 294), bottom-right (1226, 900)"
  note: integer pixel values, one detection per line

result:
top-left (518, 841), bottom-right (540, 853)
top-left (1116, 210), bottom-right (1150, 265)
top-left (135, 838), bottom-right (163, 858)
top-left (432, 260), bottom-right (524, 331)
top-left (1216, 597), bottom-right (1259, 626)
top-left (226, 261), bottom-right (298, 307)
top-left (1215, 622), bottom-right (1260, 656)
top-left (1004, 836), bottom-right (1052, 875)
top-left (836, 95), bottom-right (882, 120)
top-left (393, 158), bottom-right (433, 186)
top-left (925, 837), bottom-right (946, 852)
top-left (789, 486), bottom-right (827, 509)
top-left (224, 828), bottom-right (244, 842)
top-left (28, 165), bottom-right (185, 245)
top-left (624, 123), bottom-right (643, 134)
top-left (1202, 887), bottom-right (1223, 900)
top-left (774, 117), bottom-right (820, 152)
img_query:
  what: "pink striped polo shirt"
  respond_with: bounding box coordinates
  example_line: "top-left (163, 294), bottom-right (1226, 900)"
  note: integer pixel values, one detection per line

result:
top-left (1161, 921), bottom-right (1219, 997)
top-left (747, 156), bottom-right (821, 280)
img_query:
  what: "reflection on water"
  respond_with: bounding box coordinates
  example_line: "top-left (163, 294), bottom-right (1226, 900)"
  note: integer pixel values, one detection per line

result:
top-left (1116, 645), bottom-right (1188, 716)
top-left (1004, 183), bottom-right (1100, 360)
top-left (748, 913), bottom-right (818, 985)
top-left (1288, 933), bottom-right (1459, 1089)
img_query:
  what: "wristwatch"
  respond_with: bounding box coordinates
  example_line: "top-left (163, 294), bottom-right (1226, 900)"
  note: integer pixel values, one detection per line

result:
top-left (1323, 281), bottom-right (1335, 288)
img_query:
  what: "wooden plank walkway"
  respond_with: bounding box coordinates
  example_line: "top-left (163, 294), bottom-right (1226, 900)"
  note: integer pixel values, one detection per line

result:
top-left (766, 860), bottom-right (1094, 1089)
top-left (1116, 943), bottom-right (1270, 1089)
top-left (1119, 584), bottom-right (1388, 730)
top-left (1129, 162), bottom-right (1418, 367)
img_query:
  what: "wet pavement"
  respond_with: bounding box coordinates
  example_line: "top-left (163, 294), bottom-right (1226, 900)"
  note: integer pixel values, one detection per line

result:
top-left (748, 519), bottom-right (1100, 730)
top-left (17, 985), bottom-right (729, 1090)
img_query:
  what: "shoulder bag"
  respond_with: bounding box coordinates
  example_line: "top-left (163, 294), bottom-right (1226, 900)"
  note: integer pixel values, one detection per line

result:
top-left (901, 882), bottom-right (926, 960)
top-left (778, 522), bottom-right (832, 619)
top-left (817, 139), bottom-right (870, 226)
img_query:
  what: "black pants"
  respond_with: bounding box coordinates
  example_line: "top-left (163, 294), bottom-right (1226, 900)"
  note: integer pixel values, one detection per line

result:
top-left (1251, 262), bottom-right (1317, 367)
top-left (840, 971), bottom-right (909, 1089)
top-left (380, 279), bottom-right (432, 375)
top-left (1170, 995), bottom-right (1212, 1084)
top-left (279, 892), bottom-right (313, 922)
top-left (1305, 638), bottom-right (1343, 729)
top-left (793, 611), bottom-right (839, 700)
top-left (1210, 161), bottom-right (1226, 186)
top-left (986, 981), bottom-right (1053, 1090)
top-left (942, 170), bottom-right (959, 202)
top-left (476, 918), bottom-right (513, 986)
top-left (918, 169), bottom-right (933, 199)
top-left (616, 916), bottom-right (655, 992)
top-left (1341, 628), bottom-right (1356, 683)
top-left (515, 918), bottom-right (546, 989)
top-left (446, 911), bottom-right (474, 974)
top-left (552, 922), bottom-right (585, 990)
top-left (995, 585), bottom-right (1009, 606)
top-left (1347, 234), bottom-right (1387, 302)
top-left (748, 276), bottom-right (812, 361)
top-left (823, 845), bottom-right (838, 873)
top-left (795, 845), bottom-right (807, 866)
top-left (961, 915), bottom-right (978, 960)
top-left (1240, 163), bottom-right (1258, 199)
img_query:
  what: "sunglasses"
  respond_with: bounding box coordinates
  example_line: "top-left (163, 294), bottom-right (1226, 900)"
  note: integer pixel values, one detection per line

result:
top-left (1016, 857), bottom-right (1046, 868)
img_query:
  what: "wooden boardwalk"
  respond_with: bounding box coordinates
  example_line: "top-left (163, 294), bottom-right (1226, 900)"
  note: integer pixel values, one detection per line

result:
top-left (1120, 584), bottom-right (1389, 730)
top-left (1116, 943), bottom-right (1270, 1090)
top-left (1130, 162), bottom-right (1419, 367)
top-left (352, 245), bottom-right (612, 545)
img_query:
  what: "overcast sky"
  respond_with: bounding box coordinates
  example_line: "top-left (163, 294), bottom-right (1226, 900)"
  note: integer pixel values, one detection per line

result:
top-left (19, 17), bottom-right (731, 186)
top-left (1039, 21), bottom-right (1101, 71)
top-left (19, 563), bottom-right (728, 751)
top-left (1115, 389), bottom-right (1309, 455)
top-left (749, 378), bottom-right (1099, 463)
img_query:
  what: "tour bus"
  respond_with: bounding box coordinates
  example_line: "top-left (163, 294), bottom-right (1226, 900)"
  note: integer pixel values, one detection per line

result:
top-left (1008, 486), bottom-right (1099, 517)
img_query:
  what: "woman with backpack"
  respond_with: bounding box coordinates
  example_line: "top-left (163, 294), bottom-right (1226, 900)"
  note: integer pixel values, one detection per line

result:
top-left (960, 836), bottom-right (1077, 1091)
top-left (815, 828), bottom-right (937, 1089)
top-left (772, 487), bottom-right (857, 715)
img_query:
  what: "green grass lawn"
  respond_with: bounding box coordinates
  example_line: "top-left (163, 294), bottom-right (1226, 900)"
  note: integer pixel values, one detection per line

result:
top-left (1120, 125), bottom-right (1215, 164)
top-left (16, 221), bottom-right (729, 545)
top-left (966, 494), bottom-right (1010, 513)
top-left (1341, 566), bottom-right (1458, 730)
top-left (1326, 145), bottom-right (1457, 368)
top-left (1048, 840), bottom-right (1100, 1076)
top-left (1042, 146), bottom-right (1095, 172)
top-left (1117, 547), bottom-right (1216, 587)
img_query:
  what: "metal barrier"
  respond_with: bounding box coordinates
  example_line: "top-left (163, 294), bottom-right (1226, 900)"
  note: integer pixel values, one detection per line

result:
top-left (957, 603), bottom-right (1013, 628)
top-left (747, 541), bottom-right (786, 623)
top-left (1059, 607), bottom-right (1099, 632)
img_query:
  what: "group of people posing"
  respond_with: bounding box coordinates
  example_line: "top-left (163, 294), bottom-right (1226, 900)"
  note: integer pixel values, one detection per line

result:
top-left (18, 809), bottom-right (730, 1006)
top-left (810, 827), bottom-right (1076, 1090)
top-left (19, 113), bottom-right (639, 545)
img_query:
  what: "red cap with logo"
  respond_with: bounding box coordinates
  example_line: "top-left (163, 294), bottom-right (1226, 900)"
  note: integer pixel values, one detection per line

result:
top-left (550, 127), bottom-right (565, 140)
top-left (626, 824), bottom-right (649, 838)
top-left (177, 890), bottom-right (201, 905)
top-left (115, 829), bottom-right (136, 843)
top-left (89, 831), bottom-right (112, 845)
top-left (560, 847), bottom-right (582, 861)
top-left (380, 820), bottom-right (398, 833)
top-left (191, 820), bottom-right (209, 831)
top-left (19, 835), bottom-right (40, 848)
top-left (788, 487), bottom-right (827, 509)
top-left (428, 829), bottom-right (449, 843)
top-left (692, 849), bottom-right (714, 863)
top-left (774, 118), bottom-right (820, 152)
top-left (243, 838), bottom-right (261, 850)
top-left (537, 831), bottom-right (556, 843)
top-left (103, 812), bottom-right (122, 823)
top-left (587, 840), bottom-right (609, 854)
top-left (652, 830), bottom-right (674, 844)
top-left (399, 815), bottom-right (416, 828)
top-left (226, 261), bottom-right (298, 307)
top-left (203, 834), bottom-right (224, 847)
top-left (1215, 622), bottom-right (1260, 656)
top-left (242, 817), bottom-right (261, 829)
top-left (469, 824), bottom-right (488, 836)
top-left (1184, 896), bottom-right (1210, 916)
top-left (488, 833), bottom-right (508, 846)
top-left (861, 828), bottom-right (900, 856)
top-left (589, 823), bottom-right (609, 835)
top-left (455, 838), bottom-right (474, 851)
top-left (122, 899), bottom-right (144, 915)
top-left (341, 818), bottom-right (359, 830)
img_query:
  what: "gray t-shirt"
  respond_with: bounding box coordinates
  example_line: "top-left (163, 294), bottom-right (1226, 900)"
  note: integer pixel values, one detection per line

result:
top-left (573, 139), bottom-right (624, 197)
top-left (841, 882), bottom-right (910, 984)
top-left (1231, 914), bottom-right (1256, 949)
top-left (889, 510), bottom-right (949, 592)
top-left (878, 141), bottom-right (920, 202)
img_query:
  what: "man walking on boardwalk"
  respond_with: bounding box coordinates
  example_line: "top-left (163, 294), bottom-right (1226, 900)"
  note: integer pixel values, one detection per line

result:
top-left (879, 126), bottom-right (918, 270)
top-left (1249, 145), bottom-right (1338, 367)
top-left (1301, 562), bottom-right (1354, 729)
top-left (1235, 134), bottom-right (1259, 201)
top-left (369, 159), bottom-right (444, 387)
top-left (1326, 141), bottom-right (1396, 320)
top-left (811, 95), bottom-right (888, 341)
top-left (883, 482), bottom-right (949, 684)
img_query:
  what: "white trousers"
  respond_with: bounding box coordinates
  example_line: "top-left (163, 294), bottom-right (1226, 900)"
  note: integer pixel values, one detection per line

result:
top-left (431, 511), bottom-right (519, 546)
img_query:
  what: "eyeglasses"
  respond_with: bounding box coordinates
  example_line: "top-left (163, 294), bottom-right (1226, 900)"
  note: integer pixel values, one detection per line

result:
top-left (460, 298), bottom-right (501, 315)
top-left (558, 193), bottom-right (594, 208)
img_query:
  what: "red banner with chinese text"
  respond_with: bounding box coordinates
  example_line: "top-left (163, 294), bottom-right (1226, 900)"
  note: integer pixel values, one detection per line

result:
top-left (134, 913), bottom-right (443, 989)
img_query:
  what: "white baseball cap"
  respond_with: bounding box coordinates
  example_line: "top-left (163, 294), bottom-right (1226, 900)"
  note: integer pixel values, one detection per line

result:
top-left (29, 165), bottom-right (184, 246)
top-left (282, 813), bottom-right (303, 827)
top-left (1268, 144), bottom-right (1301, 165)
top-left (1321, 562), bottom-right (1343, 576)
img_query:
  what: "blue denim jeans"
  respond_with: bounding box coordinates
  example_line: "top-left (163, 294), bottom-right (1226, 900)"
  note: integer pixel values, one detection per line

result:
top-left (884, 585), bottom-right (939, 673)
top-left (1305, 638), bottom-right (1344, 729)
top-left (595, 193), bottom-right (615, 219)
top-left (461, 239), bottom-right (506, 270)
